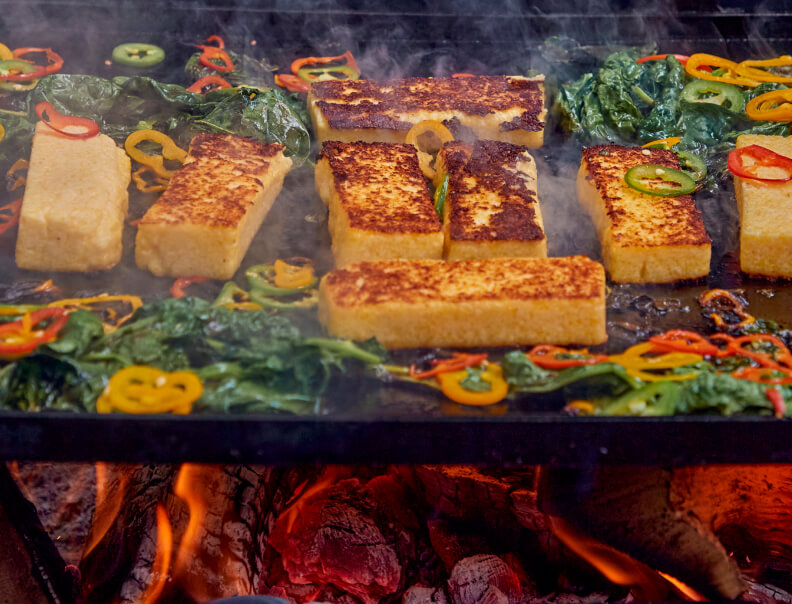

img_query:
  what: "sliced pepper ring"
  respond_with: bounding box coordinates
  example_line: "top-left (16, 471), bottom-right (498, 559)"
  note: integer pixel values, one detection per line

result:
top-left (112, 43), bottom-right (165, 68)
top-left (735, 56), bottom-right (792, 84)
top-left (35, 102), bottom-right (100, 139)
top-left (0, 198), bottom-right (22, 236)
top-left (746, 88), bottom-right (792, 122)
top-left (132, 165), bottom-right (170, 193)
top-left (681, 79), bottom-right (744, 111)
top-left (124, 129), bottom-right (188, 179)
top-left (728, 145), bottom-right (792, 183)
top-left (186, 75), bottom-right (231, 94)
top-left (198, 46), bottom-right (234, 73)
top-left (624, 164), bottom-right (697, 197)
top-left (6, 48), bottom-right (63, 81)
top-left (529, 344), bottom-right (608, 369)
top-left (0, 307), bottom-right (69, 360)
top-left (685, 53), bottom-right (759, 87)
top-left (48, 294), bottom-right (142, 333)
top-left (98, 365), bottom-right (202, 414)
top-left (438, 363), bottom-right (508, 406)
top-left (641, 136), bottom-right (681, 149)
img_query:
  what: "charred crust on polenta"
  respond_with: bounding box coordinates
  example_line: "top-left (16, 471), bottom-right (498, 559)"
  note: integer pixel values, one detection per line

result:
top-left (139, 134), bottom-right (283, 228)
top-left (323, 257), bottom-right (603, 307)
top-left (312, 76), bottom-right (545, 131)
top-left (442, 140), bottom-right (544, 242)
top-left (320, 141), bottom-right (441, 234)
top-left (581, 144), bottom-right (710, 247)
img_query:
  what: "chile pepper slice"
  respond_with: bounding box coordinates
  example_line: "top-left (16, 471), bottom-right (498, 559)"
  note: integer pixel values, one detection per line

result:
top-left (112, 43), bottom-right (165, 68)
top-left (35, 102), bottom-right (100, 139)
top-left (681, 79), bottom-right (744, 112)
top-left (0, 199), bottom-right (22, 236)
top-left (438, 364), bottom-right (509, 406)
top-left (728, 145), bottom-right (792, 183)
top-left (649, 329), bottom-right (719, 357)
top-left (685, 53), bottom-right (759, 87)
top-left (198, 46), bottom-right (234, 72)
top-left (0, 306), bottom-right (69, 360)
top-left (170, 276), bottom-right (209, 299)
top-left (274, 73), bottom-right (310, 93)
top-left (529, 345), bottom-right (608, 370)
top-left (765, 387), bottom-right (787, 418)
top-left (186, 74), bottom-right (231, 94)
top-left (291, 50), bottom-right (360, 78)
top-left (637, 53), bottom-right (692, 65)
top-left (296, 64), bottom-right (359, 83)
top-left (735, 55), bottom-right (792, 84)
top-left (624, 164), bottom-right (697, 197)
top-left (7, 48), bottom-right (63, 81)
top-left (205, 35), bottom-right (225, 49)
top-left (745, 88), bottom-right (792, 122)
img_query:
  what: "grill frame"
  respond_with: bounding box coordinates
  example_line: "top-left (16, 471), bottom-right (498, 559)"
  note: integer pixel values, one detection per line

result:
top-left (2, 1), bottom-right (792, 465)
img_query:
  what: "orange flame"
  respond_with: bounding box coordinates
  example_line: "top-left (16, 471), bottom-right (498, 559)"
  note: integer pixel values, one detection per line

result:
top-left (549, 515), bottom-right (672, 602)
top-left (173, 463), bottom-right (208, 573)
top-left (141, 503), bottom-right (173, 604)
top-left (283, 467), bottom-right (340, 533)
top-left (83, 462), bottom-right (129, 559)
top-left (659, 571), bottom-right (707, 602)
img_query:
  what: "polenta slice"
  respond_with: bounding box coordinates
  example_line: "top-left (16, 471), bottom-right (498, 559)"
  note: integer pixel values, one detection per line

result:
top-left (577, 144), bottom-right (711, 283)
top-left (308, 75), bottom-right (546, 147)
top-left (315, 141), bottom-right (443, 267)
top-left (16, 122), bottom-right (131, 272)
top-left (435, 140), bottom-right (546, 260)
top-left (733, 134), bottom-right (792, 278)
top-left (318, 256), bottom-right (606, 349)
top-left (135, 134), bottom-right (291, 280)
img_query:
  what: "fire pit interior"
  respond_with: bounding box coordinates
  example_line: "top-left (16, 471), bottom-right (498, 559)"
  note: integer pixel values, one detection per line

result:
top-left (3, 462), bottom-right (792, 603)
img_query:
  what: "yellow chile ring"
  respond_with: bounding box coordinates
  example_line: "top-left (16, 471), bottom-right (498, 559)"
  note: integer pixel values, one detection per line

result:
top-left (438, 363), bottom-right (509, 406)
top-left (97, 365), bottom-right (203, 414)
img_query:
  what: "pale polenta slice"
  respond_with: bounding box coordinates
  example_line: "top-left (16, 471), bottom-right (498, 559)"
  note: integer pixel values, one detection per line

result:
top-left (308, 75), bottom-right (546, 148)
top-left (16, 122), bottom-right (131, 272)
top-left (315, 141), bottom-right (443, 267)
top-left (318, 256), bottom-right (606, 349)
top-left (435, 140), bottom-right (546, 260)
top-left (577, 144), bottom-right (711, 283)
top-left (733, 134), bottom-right (792, 278)
top-left (135, 134), bottom-right (291, 280)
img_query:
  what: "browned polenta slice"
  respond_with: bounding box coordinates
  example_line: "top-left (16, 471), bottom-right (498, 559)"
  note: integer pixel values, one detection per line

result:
top-left (135, 134), bottom-right (292, 280)
top-left (577, 144), bottom-right (711, 283)
top-left (318, 256), bottom-right (606, 349)
top-left (733, 134), bottom-right (792, 278)
top-left (315, 141), bottom-right (443, 267)
top-left (435, 140), bottom-right (546, 260)
top-left (308, 75), bottom-right (545, 147)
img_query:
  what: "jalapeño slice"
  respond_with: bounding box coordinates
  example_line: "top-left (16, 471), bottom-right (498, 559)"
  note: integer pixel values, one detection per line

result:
top-left (681, 79), bottom-right (744, 112)
top-left (112, 43), bottom-right (165, 68)
top-left (625, 164), bottom-right (697, 197)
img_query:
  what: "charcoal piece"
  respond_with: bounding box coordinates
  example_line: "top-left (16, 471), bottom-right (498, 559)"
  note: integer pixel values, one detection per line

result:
top-left (404, 584), bottom-right (450, 604)
top-left (268, 478), bottom-right (403, 604)
top-left (11, 461), bottom-right (96, 565)
top-left (447, 555), bottom-right (521, 604)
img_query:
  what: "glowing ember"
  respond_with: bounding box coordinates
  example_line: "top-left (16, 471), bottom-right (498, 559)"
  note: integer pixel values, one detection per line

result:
top-left (282, 467), bottom-right (340, 533)
top-left (141, 503), bottom-right (173, 604)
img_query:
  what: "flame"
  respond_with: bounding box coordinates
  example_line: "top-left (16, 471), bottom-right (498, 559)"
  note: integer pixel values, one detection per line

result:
top-left (141, 503), bottom-right (173, 604)
top-left (173, 463), bottom-right (209, 577)
top-left (549, 515), bottom-right (671, 602)
top-left (658, 571), bottom-right (707, 602)
top-left (282, 467), bottom-right (340, 533)
top-left (83, 462), bottom-right (129, 559)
